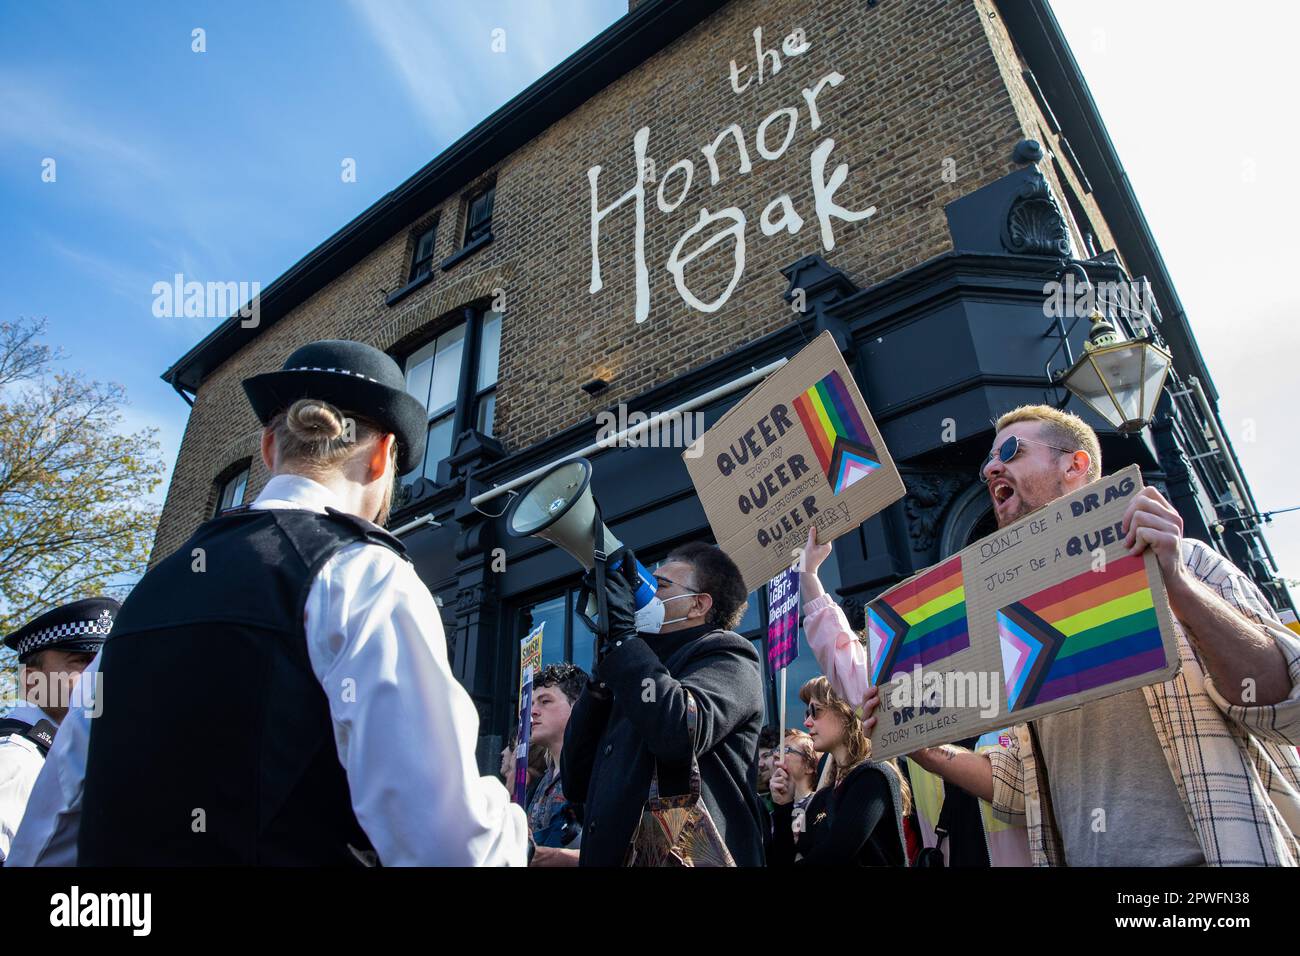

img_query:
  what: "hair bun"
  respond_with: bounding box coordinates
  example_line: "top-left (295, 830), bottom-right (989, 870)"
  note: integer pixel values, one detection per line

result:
top-left (285, 399), bottom-right (346, 441)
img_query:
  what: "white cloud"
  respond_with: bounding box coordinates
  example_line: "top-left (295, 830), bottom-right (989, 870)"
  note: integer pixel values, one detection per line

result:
top-left (346, 0), bottom-right (617, 144)
top-left (0, 69), bottom-right (167, 182)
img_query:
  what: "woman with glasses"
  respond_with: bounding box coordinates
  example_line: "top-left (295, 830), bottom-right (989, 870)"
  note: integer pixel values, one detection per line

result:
top-left (768, 677), bottom-right (911, 866)
top-left (768, 730), bottom-right (820, 834)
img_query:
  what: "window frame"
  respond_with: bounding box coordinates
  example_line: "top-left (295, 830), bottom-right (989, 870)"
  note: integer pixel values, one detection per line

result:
top-left (408, 221), bottom-right (439, 282)
top-left (463, 182), bottom-right (495, 246)
top-left (398, 304), bottom-right (501, 486)
top-left (214, 462), bottom-right (250, 516)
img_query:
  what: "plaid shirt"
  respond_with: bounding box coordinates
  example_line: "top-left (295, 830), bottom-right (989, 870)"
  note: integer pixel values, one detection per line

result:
top-left (988, 539), bottom-right (1300, 866)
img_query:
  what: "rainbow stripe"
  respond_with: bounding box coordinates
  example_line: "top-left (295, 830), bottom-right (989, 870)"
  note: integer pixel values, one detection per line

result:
top-left (867, 556), bottom-right (968, 685)
top-left (791, 370), bottom-right (880, 495)
top-left (997, 554), bottom-right (1165, 711)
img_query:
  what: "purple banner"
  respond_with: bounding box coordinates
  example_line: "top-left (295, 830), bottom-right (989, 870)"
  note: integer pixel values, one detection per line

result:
top-left (766, 568), bottom-right (800, 672)
top-left (514, 623), bottom-right (544, 806)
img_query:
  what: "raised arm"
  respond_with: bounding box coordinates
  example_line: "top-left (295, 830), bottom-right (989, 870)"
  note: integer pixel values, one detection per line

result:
top-left (798, 527), bottom-right (873, 711)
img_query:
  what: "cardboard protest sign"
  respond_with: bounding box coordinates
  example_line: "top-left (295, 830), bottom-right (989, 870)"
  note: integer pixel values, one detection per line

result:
top-left (683, 331), bottom-right (905, 592)
top-left (866, 465), bottom-right (1181, 760)
top-left (513, 623), bottom-right (545, 805)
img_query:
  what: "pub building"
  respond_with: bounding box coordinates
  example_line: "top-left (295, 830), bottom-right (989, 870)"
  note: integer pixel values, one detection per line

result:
top-left (155, 0), bottom-right (1293, 769)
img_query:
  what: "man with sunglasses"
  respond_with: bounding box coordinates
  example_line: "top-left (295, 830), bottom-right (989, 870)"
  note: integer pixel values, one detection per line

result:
top-left (891, 404), bottom-right (1300, 866)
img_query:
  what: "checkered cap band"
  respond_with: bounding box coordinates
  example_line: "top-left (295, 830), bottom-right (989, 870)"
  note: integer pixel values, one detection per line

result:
top-left (286, 366), bottom-right (382, 384)
top-left (13, 617), bottom-right (112, 659)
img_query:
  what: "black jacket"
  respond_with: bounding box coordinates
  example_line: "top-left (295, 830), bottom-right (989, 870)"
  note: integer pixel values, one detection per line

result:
top-left (561, 624), bottom-right (765, 867)
top-left (769, 762), bottom-right (905, 866)
top-left (79, 507), bottom-right (391, 865)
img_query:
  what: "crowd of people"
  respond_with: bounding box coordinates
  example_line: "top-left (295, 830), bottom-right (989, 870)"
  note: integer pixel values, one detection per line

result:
top-left (1, 336), bottom-right (1297, 866)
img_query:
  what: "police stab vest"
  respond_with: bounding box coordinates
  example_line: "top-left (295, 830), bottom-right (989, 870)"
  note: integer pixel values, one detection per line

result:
top-left (77, 506), bottom-right (409, 866)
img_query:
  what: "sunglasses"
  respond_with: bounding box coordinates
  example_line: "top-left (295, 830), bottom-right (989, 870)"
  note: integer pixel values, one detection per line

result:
top-left (979, 435), bottom-right (1074, 483)
top-left (804, 702), bottom-right (823, 720)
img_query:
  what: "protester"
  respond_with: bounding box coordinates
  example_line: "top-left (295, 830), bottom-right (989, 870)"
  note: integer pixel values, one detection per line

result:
top-left (527, 663), bottom-right (589, 866)
top-left (769, 677), bottom-right (910, 866)
top-left (561, 541), bottom-right (766, 866)
top-left (797, 528), bottom-right (995, 866)
top-left (887, 405), bottom-right (1300, 865)
top-left (770, 729), bottom-right (819, 834)
top-left (755, 726), bottom-right (779, 809)
top-left (75, 339), bottom-right (528, 865)
top-left (500, 737), bottom-right (517, 789)
top-left (500, 732), bottom-right (547, 803)
top-left (0, 598), bottom-right (116, 864)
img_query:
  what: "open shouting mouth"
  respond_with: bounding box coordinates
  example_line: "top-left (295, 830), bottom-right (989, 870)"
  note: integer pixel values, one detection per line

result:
top-left (989, 478), bottom-right (1017, 513)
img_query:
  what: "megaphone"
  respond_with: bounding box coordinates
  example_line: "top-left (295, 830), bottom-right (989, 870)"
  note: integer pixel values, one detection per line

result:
top-left (504, 458), bottom-right (657, 622)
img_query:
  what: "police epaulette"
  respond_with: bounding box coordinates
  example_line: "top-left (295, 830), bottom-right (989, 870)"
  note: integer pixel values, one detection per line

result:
top-left (324, 507), bottom-right (410, 561)
top-left (0, 717), bottom-right (56, 757)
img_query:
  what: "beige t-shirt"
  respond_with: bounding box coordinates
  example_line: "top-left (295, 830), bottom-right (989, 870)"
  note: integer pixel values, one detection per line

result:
top-left (1036, 688), bottom-right (1205, 866)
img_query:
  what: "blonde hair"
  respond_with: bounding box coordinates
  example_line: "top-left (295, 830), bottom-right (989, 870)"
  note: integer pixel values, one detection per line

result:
top-left (994, 404), bottom-right (1101, 482)
top-left (269, 399), bottom-right (395, 478)
top-left (799, 676), bottom-right (912, 815)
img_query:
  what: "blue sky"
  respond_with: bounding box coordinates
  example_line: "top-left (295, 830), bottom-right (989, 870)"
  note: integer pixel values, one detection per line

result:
top-left (2, 0), bottom-right (1297, 586)
top-left (0, 0), bottom-right (625, 478)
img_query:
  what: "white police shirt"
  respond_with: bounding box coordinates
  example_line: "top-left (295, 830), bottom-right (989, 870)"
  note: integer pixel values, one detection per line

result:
top-left (9, 474), bottom-right (528, 867)
top-left (0, 701), bottom-right (57, 863)
top-left (6, 658), bottom-right (98, 867)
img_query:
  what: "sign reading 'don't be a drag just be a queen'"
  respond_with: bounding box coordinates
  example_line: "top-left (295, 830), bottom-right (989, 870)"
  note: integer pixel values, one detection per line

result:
top-left (683, 331), bottom-right (906, 592)
top-left (864, 464), bottom-right (1182, 761)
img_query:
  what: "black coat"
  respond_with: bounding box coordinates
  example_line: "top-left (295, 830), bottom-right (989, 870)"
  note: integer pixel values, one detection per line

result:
top-left (561, 624), bottom-right (766, 867)
top-left (769, 763), bottom-right (905, 866)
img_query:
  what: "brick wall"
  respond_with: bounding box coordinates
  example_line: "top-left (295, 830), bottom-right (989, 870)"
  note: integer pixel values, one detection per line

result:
top-left (153, 0), bottom-right (1060, 561)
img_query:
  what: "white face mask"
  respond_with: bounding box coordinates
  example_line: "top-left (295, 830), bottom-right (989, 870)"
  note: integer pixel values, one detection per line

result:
top-left (635, 591), bottom-right (700, 634)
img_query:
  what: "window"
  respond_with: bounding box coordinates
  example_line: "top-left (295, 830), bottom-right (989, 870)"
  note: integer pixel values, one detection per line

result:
top-left (409, 223), bottom-right (438, 281)
top-left (464, 184), bottom-right (495, 245)
top-left (474, 310), bottom-right (501, 435)
top-left (400, 308), bottom-right (502, 484)
top-left (517, 586), bottom-right (599, 680)
top-left (216, 465), bottom-right (249, 515)
top-left (403, 323), bottom-right (464, 482)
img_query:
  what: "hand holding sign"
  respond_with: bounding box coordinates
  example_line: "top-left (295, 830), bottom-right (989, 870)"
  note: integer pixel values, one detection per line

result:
top-left (799, 525), bottom-right (833, 575)
top-left (1122, 485), bottom-right (1189, 605)
top-left (770, 763), bottom-right (793, 806)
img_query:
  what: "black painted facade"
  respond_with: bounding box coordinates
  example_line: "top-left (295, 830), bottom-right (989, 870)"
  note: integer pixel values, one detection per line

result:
top-left (160, 0), bottom-right (1294, 770)
top-left (392, 157), bottom-right (1294, 767)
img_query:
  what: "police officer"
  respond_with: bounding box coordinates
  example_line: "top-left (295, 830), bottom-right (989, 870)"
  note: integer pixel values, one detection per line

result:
top-left (0, 597), bottom-right (116, 862)
top-left (77, 339), bottom-right (528, 865)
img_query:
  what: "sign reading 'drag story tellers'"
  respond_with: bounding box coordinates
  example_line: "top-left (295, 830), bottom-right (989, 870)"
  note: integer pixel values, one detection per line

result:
top-left (865, 464), bottom-right (1181, 760)
top-left (684, 331), bottom-right (905, 592)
